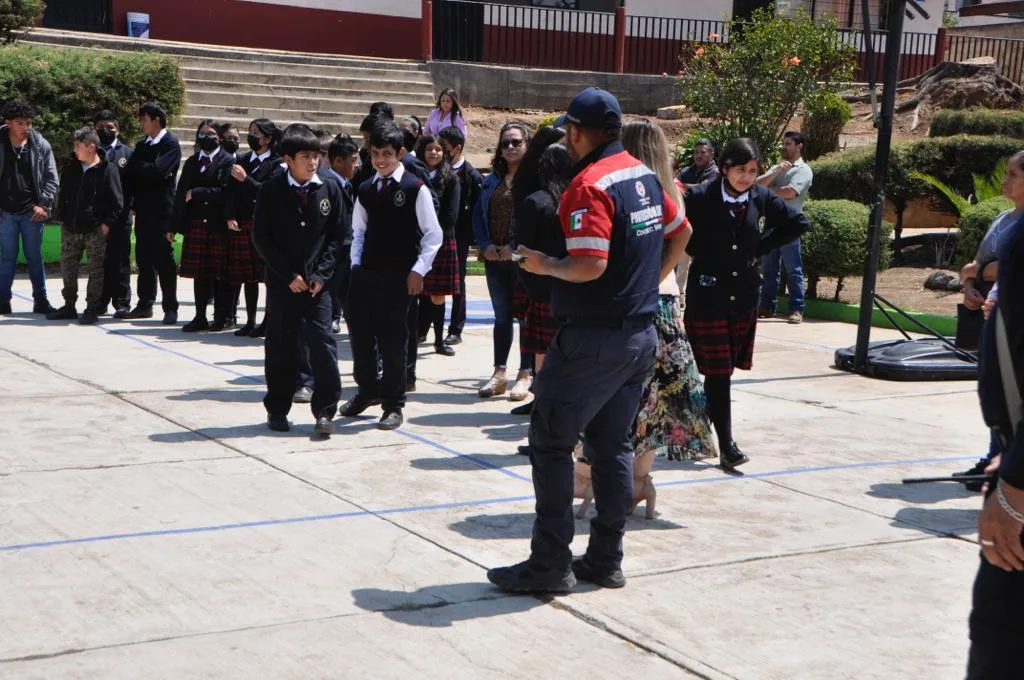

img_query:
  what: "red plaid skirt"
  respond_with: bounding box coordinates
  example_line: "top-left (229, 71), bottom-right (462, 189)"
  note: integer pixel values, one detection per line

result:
top-left (512, 279), bottom-right (529, 320)
top-left (684, 308), bottom-right (758, 377)
top-left (225, 220), bottom-right (264, 284)
top-left (423, 237), bottom-right (460, 297)
top-left (179, 220), bottom-right (229, 280)
top-left (521, 298), bottom-right (561, 355)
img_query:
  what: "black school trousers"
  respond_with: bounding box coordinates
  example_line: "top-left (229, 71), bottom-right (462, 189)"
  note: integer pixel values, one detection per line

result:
top-left (448, 228), bottom-right (471, 338)
top-left (347, 266), bottom-right (412, 411)
top-left (263, 284), bottom-right (340, 419)
top-left (966, 522), bottom-right (1024, 678)
top-left (134, 214), bottom-right (178, 313)
top-left (101, 222), bottom-right (132, 310)
top-left (331, 244), bottom-right (352, 324)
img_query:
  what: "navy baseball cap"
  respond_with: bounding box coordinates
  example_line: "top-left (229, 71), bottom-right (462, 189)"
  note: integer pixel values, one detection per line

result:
top-left (554, 87), bottom-right (623, 130)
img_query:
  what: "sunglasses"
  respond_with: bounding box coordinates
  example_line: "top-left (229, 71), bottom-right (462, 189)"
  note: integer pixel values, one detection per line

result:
top-left (500, 138), bottom-right (524, 149)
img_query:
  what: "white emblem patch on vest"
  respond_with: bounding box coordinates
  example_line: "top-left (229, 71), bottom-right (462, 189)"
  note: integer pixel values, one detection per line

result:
top-left (319, 198), bottom-right (331, 216)
top-left (635, 180), bottom-right (646, 198)
top-left (394, 190), bottom-right (406, 207)
top-left (758, 216), bottom-right (766, 233)
top-left (117, 157), bottom-right (127, 168)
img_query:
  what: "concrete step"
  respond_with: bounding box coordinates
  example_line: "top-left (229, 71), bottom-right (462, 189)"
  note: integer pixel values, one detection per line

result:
top-left (18, 29), bottom-right (428, 72)
top-left (185, 80), bottom-right (436, 105)
top-left (173, 117), bottom-right (362, 141)
top-left (181, 105), bottom-right (419, 130)
top-left (186, 89), bottom-right (435, 115)
top-left (181, 67), bottom-right (433, 93)
top-left (176, 54), bottom-right (433, 82)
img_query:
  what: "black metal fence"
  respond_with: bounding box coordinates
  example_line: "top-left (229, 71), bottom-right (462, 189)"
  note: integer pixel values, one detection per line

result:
top-left (42, 0), bottom-right (113, 33)
top-left (623, 16), bottom-right (728, 75)
top-left (947, 33), bottom-right (1024, 85)
top-left (837, 29), bottom-right (938, 82)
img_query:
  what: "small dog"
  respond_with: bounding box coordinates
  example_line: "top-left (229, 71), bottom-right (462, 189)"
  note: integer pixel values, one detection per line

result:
top-left (573, 449), bottom-right (657, 519)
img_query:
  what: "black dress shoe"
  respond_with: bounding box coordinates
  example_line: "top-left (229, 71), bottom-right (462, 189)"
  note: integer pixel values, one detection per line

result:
top-left (510, 401), bottom-right (534, 416)
top-left (406, 381), bottom-right (416, 393)
top-left (341, 395), bottom-right (382, 417)
top-left (720, 442), bottom-right (750, 471)
top-left (112, 307), bottom-right (130, 320)
top-left (517, 445), bottom-right (531, 456)
top-left (267, 415), bottom-right (290, 432)
top-left (486, 560), bottom-right (576, 594)
top-left (418, 334), bottom-right (428, 344)
top-left (293, 386), bottom-right (313, 404)
top-left (314, 416), bottom-right (334, 436)
top-left (33, 299), bottom-right (56, 315)
top-left (96, 305), bottom-right (110, 317)
top-left (572, 556), bottom-right (626, 589)
top-left (444, 333), bottom-right (462, 346)
top-left (434, 342), bottom-right (456, 356)
top-left (125, 305), bottom-right (154, 319)
top-left (249, 321), bottom-right (266, 338)
top-left (234, 322), bottom-right (254, 337)
top-left (182, 317), bottom-right (209, 333)
top-left (162, 311), bottom-right (178, 325)
top-left (0, 300), bottom-right (11, 315)
top-left (79, 310), bottom-right (99, 325)
top-left (378, 410), bottom-right (404, 430)
top-left (46, 305), bottom-right (78, 321)
top-left (211, 317), bottom-right (235, 332)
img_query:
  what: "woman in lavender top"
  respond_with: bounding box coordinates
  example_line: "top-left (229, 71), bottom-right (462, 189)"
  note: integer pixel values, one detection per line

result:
top-left (424, 88), bottom-right (468, 138)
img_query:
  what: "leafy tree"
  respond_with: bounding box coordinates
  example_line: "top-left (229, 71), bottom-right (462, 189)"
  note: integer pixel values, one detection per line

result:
top-left (0, 0), bottom-right (43, 44)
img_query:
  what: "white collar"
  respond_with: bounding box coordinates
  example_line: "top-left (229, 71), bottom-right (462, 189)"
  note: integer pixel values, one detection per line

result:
top-left (199, 148), bottom-right (221, 163)
top-left (452, 158), bottom-right (465, 170)
top-left (373, 162), bottom-right (405, 184)
top-left (252, 149), bottom-right (272, 162)
top-left (721, 183), bottom-right (749, 204)
top-left (287, 171), bottom-right (323, 188)
top-left (146, 128), bottom-right (168, 145)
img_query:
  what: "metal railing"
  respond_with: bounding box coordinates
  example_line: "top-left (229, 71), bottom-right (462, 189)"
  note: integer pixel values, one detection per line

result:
top-left (838, 29), bottom-right (938, 81)
top-left (947, 33), bottom-right (1024, 84)
top-left (623, 16), bottom-right (728, 75)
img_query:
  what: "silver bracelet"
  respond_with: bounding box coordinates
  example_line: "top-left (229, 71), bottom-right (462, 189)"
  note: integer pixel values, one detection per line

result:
top-left (996, 484), bottom-right (1024, 524)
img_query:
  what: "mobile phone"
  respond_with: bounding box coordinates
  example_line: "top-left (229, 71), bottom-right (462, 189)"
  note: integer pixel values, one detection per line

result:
top-left (510, 252), bottom-right (526, 263)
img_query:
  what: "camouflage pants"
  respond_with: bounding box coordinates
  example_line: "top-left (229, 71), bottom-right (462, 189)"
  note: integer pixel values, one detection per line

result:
top-left (61, 228), bottom-right (108, 311)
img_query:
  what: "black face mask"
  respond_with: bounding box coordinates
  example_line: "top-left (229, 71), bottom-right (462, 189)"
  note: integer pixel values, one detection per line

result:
top-left (196, 133), bottom-right (219, 153)
top-left (222, 139), bottom-right (239, 154)
top-left (96, 128), bottom-right (117, 147)
top-left (246, 133), bottom-right (263, 151)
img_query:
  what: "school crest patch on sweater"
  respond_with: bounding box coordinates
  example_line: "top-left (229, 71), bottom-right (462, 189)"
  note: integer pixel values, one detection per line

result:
top-left (319, 198), bottom-right (331, 216)
top-left (393, 190), bottom-right (406, 207)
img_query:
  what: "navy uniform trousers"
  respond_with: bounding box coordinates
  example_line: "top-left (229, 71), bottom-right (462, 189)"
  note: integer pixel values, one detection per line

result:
top-left (263, 284), bottom-right (340, 418)
top-left (527, 320), bottom-right (658, 572)
top-left (347, 266), bottom-right (413, 411)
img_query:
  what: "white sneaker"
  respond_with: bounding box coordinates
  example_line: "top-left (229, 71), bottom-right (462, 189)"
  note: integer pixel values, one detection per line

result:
top-left (787, 311), bottom-right (804, 324)
top-left (509, 374), bottom-right (533, 402)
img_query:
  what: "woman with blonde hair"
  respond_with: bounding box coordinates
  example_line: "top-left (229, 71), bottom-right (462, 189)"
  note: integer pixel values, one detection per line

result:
top-left (620, 119), bottom-right (717, 462)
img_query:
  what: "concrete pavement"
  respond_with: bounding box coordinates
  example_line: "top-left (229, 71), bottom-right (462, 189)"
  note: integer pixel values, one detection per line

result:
top-left (0, 273), bottom-right (987, 679)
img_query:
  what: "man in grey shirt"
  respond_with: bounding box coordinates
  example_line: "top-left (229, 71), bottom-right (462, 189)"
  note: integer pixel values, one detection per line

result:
top-left (756, 130), bottom-right (813, 324)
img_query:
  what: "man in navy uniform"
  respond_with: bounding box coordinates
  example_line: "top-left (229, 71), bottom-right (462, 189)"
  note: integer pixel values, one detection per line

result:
top-left (94, 110), bottom-right (134, 318)
top-left (968, 190), bottom-right (1024, 678)
top-left (488, 88), bottom-right (687, 594)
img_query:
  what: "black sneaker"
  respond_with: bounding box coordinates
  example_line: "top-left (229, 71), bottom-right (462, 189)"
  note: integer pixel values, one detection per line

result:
top-left (954, 457), bottom-right (992, 492)
top-left (34, 299), bottom-right (56, 315)
top-left (314, 416), bottom-right (334, 436)
top-left (341, 395), bottom-right (382, 418)
top-left (757, 308), bottom-right (774, 319)
top-left (378, 410), bottom-right (404, 431)
top-left (112, 307), bottom-right (130, 320)
top-left (267, 415), bottom-right (290, 432)
top-left (434, 342), bottom-right (456, 356)
top-left (444, 333), bottom-right (462, 346)
top-left (0, 300), bottom-right (10, 315)
top-left (125, 305), bottom-right (154, 319)
top-left (182, 317), bottom-right (210, 333)
top-left (162, 311), bottom-right (178, 325)
top-left (293, 386), bottom-right (313, 404)
top-left (572, 556), bottom-right (626, 589)
top-left (46, 305), bottom-right (78, 321)
top-left (721, 442), bottom-right (750, 471)
top-left (79, 309), bottom-right (99, 325)
top-left (487, 560), bottom-right (576, 594)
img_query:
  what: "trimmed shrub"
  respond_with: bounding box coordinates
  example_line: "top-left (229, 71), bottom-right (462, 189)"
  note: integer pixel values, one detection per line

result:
top-left (802, 92), bottom-right (851, 160)
top-left (956, 196), bottom-right (1014, 269)
top-left (0, 44), bottom-right (184, 163)
top-left (673, 123), bottom-right (732, 173)
top-left (0, 0), bottom-right (43, 43)
top-left (930, 108), bottom-right (1024, 139)
top-left (802, 199), bottom-right (893, 301)
top-left (535, 115), bottom-right (558, 132)
top-left (810, 135), bottom-right (1022, 245)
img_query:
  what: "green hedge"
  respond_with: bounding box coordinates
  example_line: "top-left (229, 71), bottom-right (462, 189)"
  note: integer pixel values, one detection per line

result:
top-left (930, 108), bottom-right (1024, 139)
top-left (0, 44), bottom-right (185, 163)
top-left (802, 199), bottom-right (892, 300)
top-left (802, 92), bottom-right (851, 160)
top-left (955, 196), bottom-right (1014, 269)
top-left (809, 135), bottom-right (1022, 243)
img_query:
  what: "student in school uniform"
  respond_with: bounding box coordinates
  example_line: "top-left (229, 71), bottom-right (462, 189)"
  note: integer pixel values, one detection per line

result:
top-left (684, 138), bottom-right (809, 469)
top-left (341, 121), bottom-right (442, 431)
top-left (124, 100), bottom-right (181, 324)
top-left (321, 134), bottom-right (360, 331)
top-left (252, 124), bottom-right (344, 436)
top-left (437, 126), bottom-right (483, 346)
top-left (46, 127), bottom-right (124, 325)
top-left (414, 133), bottom-right (461, 357)
top-left (225, 118), bottom-right (282, 337)
top-left (172, 119), bottom-right (236, 332)
top-left (94, 110), bottom-right (134, 319)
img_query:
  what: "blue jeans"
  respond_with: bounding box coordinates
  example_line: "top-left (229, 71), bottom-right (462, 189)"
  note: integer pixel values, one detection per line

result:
top-left (0, 210), bottom-right (47, 303)
top-left (760, 239), bottom-right (805, 313)
top-left (485, 260), bottom-right (531, 370)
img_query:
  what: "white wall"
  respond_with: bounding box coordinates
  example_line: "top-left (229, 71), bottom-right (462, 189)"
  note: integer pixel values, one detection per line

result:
top-left (624, 0), bottom-right (731, 21)
top-left (239, 0), bottom-right (421, 18)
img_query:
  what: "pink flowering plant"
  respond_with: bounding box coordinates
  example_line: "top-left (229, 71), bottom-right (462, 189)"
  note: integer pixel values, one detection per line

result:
top-left (681, 8), bottom-right (854, 164)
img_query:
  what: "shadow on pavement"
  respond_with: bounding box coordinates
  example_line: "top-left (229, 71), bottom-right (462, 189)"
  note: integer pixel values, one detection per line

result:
top-left (449, 512), bottom-right (684, 540)
top-left (351, 583), bottom-right (542, 627)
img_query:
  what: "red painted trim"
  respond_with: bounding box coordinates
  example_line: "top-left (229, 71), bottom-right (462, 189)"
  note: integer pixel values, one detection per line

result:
top-left (422, 0), bottom-right (433, 61)
top-left (613, 6), bottom-right (625, 74)
top-left (110, 0), bottom-right (422, 59)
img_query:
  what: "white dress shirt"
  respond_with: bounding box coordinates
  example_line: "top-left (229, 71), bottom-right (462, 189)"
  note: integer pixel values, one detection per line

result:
top-left (350, 163), bottom-right (443, 277)
top-left (146, 128), bottom-right (168, 145)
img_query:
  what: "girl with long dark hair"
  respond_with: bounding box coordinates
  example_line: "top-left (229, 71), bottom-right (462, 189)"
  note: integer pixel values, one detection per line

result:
top-left (425, 87), bottom-right (468, 138)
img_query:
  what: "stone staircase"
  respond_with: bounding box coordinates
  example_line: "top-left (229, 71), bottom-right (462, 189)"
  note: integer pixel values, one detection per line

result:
top-left (18, 29), bottom-right (437, 156)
